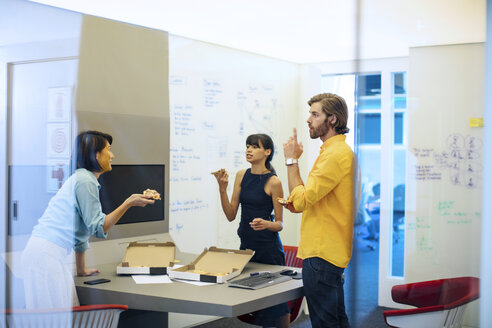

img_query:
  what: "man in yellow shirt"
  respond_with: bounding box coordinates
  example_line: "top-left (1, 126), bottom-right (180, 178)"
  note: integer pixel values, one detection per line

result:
top-left (283, 93), bottom-right (357, 328)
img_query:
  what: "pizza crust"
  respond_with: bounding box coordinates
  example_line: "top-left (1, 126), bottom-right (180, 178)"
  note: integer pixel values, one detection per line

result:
top-left (143, 189), bottom-right (161, 200)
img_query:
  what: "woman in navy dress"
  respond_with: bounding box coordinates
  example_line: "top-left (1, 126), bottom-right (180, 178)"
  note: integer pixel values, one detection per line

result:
top-left (213, 134), bottom-right (290, 328)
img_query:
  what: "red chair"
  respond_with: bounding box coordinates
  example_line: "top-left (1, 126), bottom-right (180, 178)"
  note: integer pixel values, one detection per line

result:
top-left (383, 277), bottom-right (479, 328)
top-left (283, 245), bottom-right (304, 323)
top-left (2, 304), bottom-right (128, 328)
top-left (237, 245), bottom-right (304, 325)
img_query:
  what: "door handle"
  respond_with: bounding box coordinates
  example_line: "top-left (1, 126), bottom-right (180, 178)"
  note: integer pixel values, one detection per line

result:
top-left (12, 200), bottom-right (18, 220)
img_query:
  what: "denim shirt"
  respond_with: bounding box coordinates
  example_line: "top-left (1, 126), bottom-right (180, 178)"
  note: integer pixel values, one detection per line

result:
top-left (32, 168), bottom-right (108, 253)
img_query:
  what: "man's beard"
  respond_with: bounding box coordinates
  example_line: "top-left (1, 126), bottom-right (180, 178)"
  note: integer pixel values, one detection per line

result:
top-left (309, 121), bottom-right (330, 139)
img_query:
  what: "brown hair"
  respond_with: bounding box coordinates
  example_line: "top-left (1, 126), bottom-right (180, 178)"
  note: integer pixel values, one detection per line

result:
top-left (308, 93), bottom-right (349, 134)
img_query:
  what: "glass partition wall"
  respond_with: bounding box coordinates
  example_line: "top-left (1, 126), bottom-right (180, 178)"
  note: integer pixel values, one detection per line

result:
top-left (323, 45), bottom-right (482, 325)
top-left (2, 1), bottom-right (487, 327)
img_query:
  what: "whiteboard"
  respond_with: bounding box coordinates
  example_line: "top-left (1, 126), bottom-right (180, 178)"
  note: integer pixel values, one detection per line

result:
top-left (406, 43), bottom-right (484, 282)
top-left (169, 36), bottom-right (299, 254)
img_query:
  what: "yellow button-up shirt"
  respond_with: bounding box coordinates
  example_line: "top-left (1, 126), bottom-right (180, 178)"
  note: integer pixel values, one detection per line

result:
top-left (288, 134), bottom-right (356, 268)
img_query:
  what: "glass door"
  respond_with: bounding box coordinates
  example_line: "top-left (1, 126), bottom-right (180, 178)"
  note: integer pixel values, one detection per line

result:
top-left (3, 39), bottom-right (79, 309)
top-left (322, 64), bottom-right (408, 310)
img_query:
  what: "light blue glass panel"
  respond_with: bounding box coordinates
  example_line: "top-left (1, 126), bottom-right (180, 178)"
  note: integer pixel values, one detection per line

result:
top-left (394, 96), bottom-right (407, 109)
top-left (358, 98), bottom-right (381, 110)
top-left (391, 72), bottom-right (407, 277)
top-left (358, 113), bottom-right (381, 144)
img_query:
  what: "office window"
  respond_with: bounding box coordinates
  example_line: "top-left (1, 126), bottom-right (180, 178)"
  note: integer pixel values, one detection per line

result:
top-left (394, 112), bottom-right (404, 144)
top-left (357, 74), bottom-right (405, 145)
top-left (359, 113), bottom-right (381, 144)
top-left (393, 72), bottom-right (407, 109)
top-left (357, 74), bottom-right (382, 105)
top-left (357, 74), bottom-right (381, 145)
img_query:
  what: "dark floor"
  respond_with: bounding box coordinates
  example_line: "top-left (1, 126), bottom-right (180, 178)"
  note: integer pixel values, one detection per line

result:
top-left (194, 223), bottom-right (403, 327)
top-left (193, 306), bottom-right (393, 328)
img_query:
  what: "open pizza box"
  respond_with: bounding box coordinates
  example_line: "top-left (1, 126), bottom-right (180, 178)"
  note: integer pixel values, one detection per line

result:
top-left (116, 242), bottom-right (176, 275)
top-left (168, 247), bottom-right (254, 283)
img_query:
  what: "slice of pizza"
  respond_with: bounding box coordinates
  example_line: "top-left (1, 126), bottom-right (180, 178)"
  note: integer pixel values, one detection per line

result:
top-left (277, 197), bottom-right (301, 213)
top-left (210, 168), bottom-right (225, 176)
top-left (143, 189), bottom-right (161, 200)
top-left (277, 197), bottom-right (289, 205)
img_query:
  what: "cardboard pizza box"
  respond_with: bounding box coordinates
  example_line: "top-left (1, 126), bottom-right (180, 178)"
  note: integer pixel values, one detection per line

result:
top-left (168, 247), bottom-right (254, 283)
top-left (116, 242), bottom-right (175, 275)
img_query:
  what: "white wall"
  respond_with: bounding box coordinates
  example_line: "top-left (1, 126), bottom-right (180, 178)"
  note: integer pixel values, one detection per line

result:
top-left (0, 0), bottom-right (80, 46)
top-left (358, 0), bottom-right (485, 60)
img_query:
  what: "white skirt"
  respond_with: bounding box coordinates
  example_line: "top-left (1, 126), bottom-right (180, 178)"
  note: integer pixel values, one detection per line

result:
top-left (21, 236), bottom-right (80, 309)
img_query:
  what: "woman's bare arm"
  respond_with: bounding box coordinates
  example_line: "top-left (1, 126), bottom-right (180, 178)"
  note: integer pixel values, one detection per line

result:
top-left (215, 169), bottom-right (245, 221)
top-left (250, 176), bottom-right (284, 232)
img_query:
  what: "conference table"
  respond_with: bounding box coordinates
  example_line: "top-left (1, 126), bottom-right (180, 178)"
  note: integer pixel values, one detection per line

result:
top-left (74, 254), bottom-right (304, 328)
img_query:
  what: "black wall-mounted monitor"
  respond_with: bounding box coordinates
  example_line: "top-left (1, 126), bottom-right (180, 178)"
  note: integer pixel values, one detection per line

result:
top-left (98, 164), bottom-right (165, 225)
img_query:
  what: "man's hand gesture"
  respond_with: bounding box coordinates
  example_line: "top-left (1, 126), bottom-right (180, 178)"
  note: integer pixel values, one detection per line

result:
top-left (283, 128), bottom-right (303, 160)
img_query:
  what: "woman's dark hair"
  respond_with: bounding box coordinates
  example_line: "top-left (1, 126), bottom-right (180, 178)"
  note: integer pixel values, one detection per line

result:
top-left (71, 131), bottom-right (113, 172)
top-left (246, 134), bottom-right (276, 173)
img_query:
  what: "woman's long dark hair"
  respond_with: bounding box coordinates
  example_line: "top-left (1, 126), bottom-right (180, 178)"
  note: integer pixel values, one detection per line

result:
top-left (70, 130), bottom-right (113, 173)
top-left (246, 134), bottom-right (276, 174)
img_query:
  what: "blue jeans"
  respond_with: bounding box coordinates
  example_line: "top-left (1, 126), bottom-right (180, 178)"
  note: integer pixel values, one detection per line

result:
top-left (303, 257), bottom-right (349, 328)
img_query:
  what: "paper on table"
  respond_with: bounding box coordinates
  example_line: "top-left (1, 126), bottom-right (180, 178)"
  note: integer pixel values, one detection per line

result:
top-left (132, 275), bottom-right (172, 284)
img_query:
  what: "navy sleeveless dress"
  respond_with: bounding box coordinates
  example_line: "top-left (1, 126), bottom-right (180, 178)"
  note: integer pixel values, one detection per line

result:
top-left (238, 168), bottom-right (289, 323)
top-left (238, 169), bottom-right (285, 263)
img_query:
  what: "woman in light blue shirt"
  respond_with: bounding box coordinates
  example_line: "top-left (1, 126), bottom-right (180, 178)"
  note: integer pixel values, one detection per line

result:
top-left (22, 131), bottom-right (155, 309)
